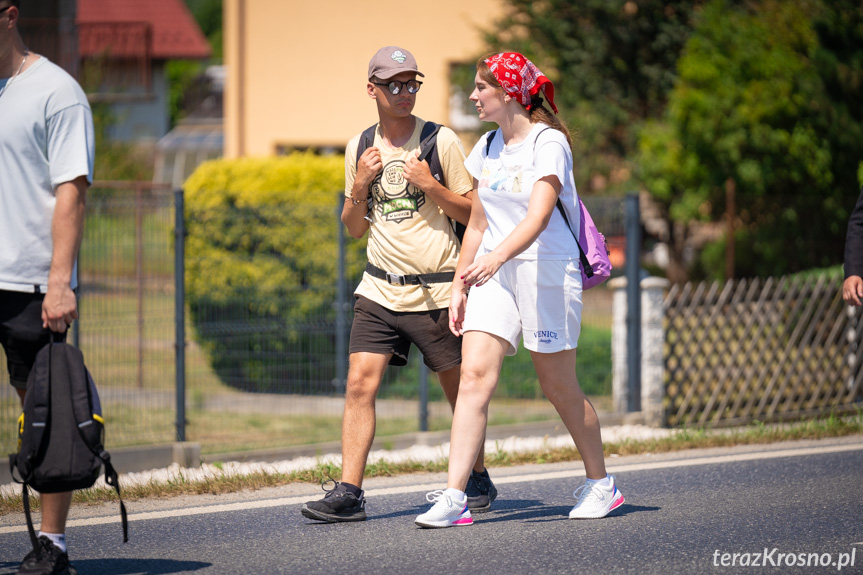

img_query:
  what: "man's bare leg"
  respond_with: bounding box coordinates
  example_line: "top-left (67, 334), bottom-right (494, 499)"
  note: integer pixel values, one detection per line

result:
top-left (339, 352), bottom-right (390, 487)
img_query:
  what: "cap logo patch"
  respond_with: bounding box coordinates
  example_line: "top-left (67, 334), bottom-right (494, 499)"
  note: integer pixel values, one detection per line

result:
top-left (391, 50), bottom-right (407, 64)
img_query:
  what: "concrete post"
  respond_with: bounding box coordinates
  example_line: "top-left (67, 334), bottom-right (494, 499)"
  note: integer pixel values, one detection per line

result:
top-left (610, 276), bottom-right (670, 426)
top-left (610, 277), bottom-right (629, 414)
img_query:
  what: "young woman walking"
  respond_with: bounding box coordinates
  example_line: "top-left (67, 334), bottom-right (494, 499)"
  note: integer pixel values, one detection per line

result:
top-left (415, 52), bottom-right (624, 528)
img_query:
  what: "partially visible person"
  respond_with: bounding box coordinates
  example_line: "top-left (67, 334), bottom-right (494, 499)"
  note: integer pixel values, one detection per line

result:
top-left (0, 1), bottom-right (94, 572)
top-left (843, 187), bottom-right (863, 306)
top-left (416, 52), bottom-right (624, 528)
top-left (301, 46), bottom-right (496, 524)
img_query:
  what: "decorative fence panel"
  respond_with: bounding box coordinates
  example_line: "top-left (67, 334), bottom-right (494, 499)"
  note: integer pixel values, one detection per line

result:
top-left (665, 270), bottom-right (863, 427)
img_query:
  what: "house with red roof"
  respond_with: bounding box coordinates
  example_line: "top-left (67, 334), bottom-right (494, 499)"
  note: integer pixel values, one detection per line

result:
top-left (76, 0), bottom-right (211, 143)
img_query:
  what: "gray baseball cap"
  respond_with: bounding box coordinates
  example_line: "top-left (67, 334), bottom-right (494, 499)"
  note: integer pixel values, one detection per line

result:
top-left (368, 46), bottom-right (425, 81)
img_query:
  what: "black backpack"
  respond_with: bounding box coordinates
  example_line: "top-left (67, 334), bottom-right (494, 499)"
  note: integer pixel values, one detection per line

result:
top-left (356, 121), bottom-right (466, 243)
top-left (9, 340), bottom-right (128, 547)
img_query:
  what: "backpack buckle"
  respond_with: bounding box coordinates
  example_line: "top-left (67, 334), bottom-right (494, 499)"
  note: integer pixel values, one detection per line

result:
top-left (386, 272), bottom-right (407, 286)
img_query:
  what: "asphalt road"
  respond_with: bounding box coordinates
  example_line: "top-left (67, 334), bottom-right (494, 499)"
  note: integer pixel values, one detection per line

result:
top-left (1, 436), bottom-right (862, 575)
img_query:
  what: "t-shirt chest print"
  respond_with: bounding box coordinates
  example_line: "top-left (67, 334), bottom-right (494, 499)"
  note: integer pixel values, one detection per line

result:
top-left (370, 158), bottom-right (426, 224)
top-left (480, 158), bottom-right (525, 195)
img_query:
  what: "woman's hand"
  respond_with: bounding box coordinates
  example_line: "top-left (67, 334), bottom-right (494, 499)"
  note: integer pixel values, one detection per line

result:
top-left (460, 251), bottom-right (505, 288)
top-left (449, 288), bottom-right (468, 336)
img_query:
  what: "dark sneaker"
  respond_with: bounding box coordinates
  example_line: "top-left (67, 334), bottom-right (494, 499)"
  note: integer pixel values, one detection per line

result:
top-left (465, 469), bottom-right (498, 513)
top-left (17, 535), bottom-right (77, 575)
top-left (301, 479), bottom-right (367, 522)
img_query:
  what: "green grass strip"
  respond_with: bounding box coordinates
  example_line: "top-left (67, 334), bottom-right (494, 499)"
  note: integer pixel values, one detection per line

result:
top-left (1, 412), bottom-right (860, 516)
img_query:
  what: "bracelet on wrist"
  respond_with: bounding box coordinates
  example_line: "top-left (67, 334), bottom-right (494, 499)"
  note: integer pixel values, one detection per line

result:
top-left (351, 196), bottom-right (369, 205)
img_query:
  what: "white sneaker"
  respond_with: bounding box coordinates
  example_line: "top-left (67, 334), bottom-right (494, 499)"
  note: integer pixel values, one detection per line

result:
top-left (415, 489), bottom-right (473, 528)
top-left (568, 475), bottom-right (625, 519)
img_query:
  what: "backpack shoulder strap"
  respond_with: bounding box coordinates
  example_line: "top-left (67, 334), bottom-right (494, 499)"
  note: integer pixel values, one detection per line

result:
top-left (62, 343), bottom-right (130, 543)
top-left (484, 129), bottom-right (498, 156)
top-left (60, 344), bottom-right (98, 431)
top-left (417, 121), bottom-right (441, 161)
top-left (417, 121), bottom-right (463, 241)
top-left (355, 124), bottom-right (378, 168)
top-left (418, 121), bottom-right (443, 185)
top-left (532, 126), bottom-right (553, 155)
top-left (556, 199), bottom-right (593, 278)
top-left (10, 344), bottom-right (52, 483)
top-left (530, 129), bottom-right (589, 277)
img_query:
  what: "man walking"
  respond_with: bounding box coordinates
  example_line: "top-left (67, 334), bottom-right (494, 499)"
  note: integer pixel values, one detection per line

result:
top-left (0, 1), bottom-right (94, 572)
top-left (301, 46), bottom-right (496, 522)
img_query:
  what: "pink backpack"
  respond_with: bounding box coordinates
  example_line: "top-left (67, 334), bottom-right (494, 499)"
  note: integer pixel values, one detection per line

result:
top-left (555, 198), bottom-right (612, 289)
top-left (483, 128), bottom-right (612, 289)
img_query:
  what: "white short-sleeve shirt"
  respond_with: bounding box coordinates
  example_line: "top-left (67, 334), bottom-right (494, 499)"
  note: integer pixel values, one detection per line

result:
top-left (0, 56), bottom-right (95, 292)
top-left (465, 123), bottom-right (580, 260)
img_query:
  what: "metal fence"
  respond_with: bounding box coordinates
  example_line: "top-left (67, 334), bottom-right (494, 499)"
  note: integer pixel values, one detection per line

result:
top-left (0, 183), bottom-right (177, 455)
top-left (665, 269), bottom-right (863, 427)
top-left (1, 186), bottom-right (621, 457)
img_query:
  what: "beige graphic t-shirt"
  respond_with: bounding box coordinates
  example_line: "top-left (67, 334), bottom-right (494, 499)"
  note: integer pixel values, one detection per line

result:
top-left (345, 118), bottom-right (472, 312)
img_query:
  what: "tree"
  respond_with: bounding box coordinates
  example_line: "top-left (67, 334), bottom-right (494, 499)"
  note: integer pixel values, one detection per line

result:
top-left (185, 0), bottom-right (223, 59)
top-left (485, 0), bottom-right (710, 193)
top-left (638, 0), bottom-right (863, 282)
top-left (168, 0), bottom-right (223, 127)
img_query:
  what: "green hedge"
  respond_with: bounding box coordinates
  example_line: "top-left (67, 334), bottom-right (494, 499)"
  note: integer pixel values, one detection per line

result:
top-left (183, 153), bottom-right (612, 398)
top-left (184, 153), bottom-right (366, 394)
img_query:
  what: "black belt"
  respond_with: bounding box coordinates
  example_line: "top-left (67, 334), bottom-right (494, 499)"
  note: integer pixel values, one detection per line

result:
top-left (365, 262), bottom-right (454, 288)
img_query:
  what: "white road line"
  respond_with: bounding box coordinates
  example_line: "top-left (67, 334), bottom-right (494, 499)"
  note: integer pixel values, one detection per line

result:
top-left (2, 441), bottom-right (861, 535)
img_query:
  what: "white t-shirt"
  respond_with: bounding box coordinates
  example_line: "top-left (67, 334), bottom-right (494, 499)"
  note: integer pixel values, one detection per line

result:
top-left (465, 123), bottom-right (580, 260)
top-left (0, 56), bottom-right (95, 293)
top-left (345, 118), bottom-right (473, 311)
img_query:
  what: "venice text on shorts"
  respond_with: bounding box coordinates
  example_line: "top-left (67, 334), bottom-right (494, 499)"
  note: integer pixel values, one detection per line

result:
top-left (712, 548), bottom-right (857, 570)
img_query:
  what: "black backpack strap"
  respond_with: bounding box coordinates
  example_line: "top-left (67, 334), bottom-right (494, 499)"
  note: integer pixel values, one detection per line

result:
top-left (417, 121), bottom-right (444, 186)
top-left (13, 344), bottom-right (52, 483)
top-left (417, 121), bottom-right (441, 163)
top-left (101, 454), bottom-right (129, 542)
top-left (80, 430), bottom-right (129, 543)
top-left (555, 199), bottom-right (593, 278)
top-left (485, 126), bottom-right (552, 155)
top-left (355, 124), bottom-right (377, 168)
top-left (527, 126), bottom-right (590, 276)
top-left (22, 484), bottom-right (40, 553)
top-left (484, 129), bottom-right (499, 156)
top-left (63, 345), bottom-right (98, 436)
top-left (64, 344), bottom-right (130, 543)
top-left (71, 357), bottom-right (129, 542)
top-left (417, 121), bottom-right (466, 243)
top-left (10, 342), bottom-right (50, 555)
top-left (16, 343), bottom-right (52, 555)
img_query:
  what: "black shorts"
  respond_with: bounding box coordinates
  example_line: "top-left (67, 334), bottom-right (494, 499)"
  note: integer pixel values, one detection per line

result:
top-left (0, 291), bottom-right (65, 389)
top-left (349, 295), bottom-right (461, 372)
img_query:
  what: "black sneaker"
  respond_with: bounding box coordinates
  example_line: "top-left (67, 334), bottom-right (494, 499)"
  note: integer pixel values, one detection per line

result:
top-left (301, 479), bottom-right (367, 522)
top-left (17, 535), bottom-right (77, 575)
top-left (466, 469), bottom-right (498, 513)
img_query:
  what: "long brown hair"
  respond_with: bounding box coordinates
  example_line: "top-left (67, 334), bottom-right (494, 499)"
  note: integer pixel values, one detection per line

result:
top-left (477, 57), bottom-right (572, 150)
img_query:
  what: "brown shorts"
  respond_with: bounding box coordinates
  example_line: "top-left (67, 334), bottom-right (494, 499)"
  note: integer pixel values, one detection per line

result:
top-left (349, 295), bottom-right (461, 372)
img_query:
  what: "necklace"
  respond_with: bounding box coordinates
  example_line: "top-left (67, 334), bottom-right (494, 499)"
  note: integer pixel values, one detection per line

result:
top-left (0, 52), bottom-right (29, 100)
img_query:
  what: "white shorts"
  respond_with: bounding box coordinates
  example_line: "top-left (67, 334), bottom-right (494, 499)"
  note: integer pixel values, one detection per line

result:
top-left (463, 258), bottom-right (583, 355)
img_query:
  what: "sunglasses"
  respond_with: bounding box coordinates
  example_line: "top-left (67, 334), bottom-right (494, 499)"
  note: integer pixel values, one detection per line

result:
top-left (372, 79), bottom-right (422, 95)
top-left (0, 6), bottom-right (12, 14)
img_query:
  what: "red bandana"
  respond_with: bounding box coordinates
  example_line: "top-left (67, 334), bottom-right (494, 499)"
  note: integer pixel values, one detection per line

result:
top-left (484, 52), bottom-right (558, 114)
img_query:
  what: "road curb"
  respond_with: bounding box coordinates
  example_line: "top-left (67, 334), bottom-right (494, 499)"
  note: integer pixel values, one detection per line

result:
top-left (0, 411), bottom-right (645, 485)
